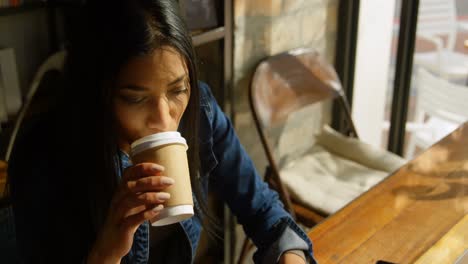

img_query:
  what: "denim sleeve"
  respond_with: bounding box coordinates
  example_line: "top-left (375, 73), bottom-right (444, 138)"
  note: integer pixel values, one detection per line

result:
top-left (263, 225), bottom-right (309, 264)
top-left (199, 83), bottom-right (316, 264)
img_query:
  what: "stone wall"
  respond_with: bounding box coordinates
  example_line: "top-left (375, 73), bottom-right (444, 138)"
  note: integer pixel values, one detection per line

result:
top-left (233, 0), bottom-right (339, 174)
top-left (231, 1), bottom-right (339, 261)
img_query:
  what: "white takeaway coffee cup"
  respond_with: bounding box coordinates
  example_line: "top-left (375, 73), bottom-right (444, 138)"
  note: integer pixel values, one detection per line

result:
top-left (130, 131), bottom-right (193, 226)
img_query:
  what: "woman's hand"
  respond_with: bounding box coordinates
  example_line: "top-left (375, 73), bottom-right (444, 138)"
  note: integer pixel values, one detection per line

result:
top-left (87, 163), bottom-right (174, 263)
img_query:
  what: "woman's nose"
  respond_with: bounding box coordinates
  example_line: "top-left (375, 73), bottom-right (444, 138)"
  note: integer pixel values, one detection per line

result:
top-left (147, 97), bottom-right (172, 132)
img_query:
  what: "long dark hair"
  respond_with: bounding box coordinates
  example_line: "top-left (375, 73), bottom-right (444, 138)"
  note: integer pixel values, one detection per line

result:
top-left (62, 0), bottom-right (219, 240)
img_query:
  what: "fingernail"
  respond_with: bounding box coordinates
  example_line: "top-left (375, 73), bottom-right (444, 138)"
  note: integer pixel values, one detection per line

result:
top-left (153, 204), bottom-right (164, 212)
top-left (157, 192), bottom-right (171, 200)
top-left (161, 177), bottom-right (175, 185)
top-left (151, 164), bottom-right (165, 172)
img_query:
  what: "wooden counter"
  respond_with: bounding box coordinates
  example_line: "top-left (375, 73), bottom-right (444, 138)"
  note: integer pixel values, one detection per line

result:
top-left (308, 122), bottom-right (468, 263)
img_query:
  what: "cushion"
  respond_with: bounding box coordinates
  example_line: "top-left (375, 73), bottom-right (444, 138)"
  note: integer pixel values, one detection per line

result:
top-left (315, 125), bottom-right (406, 173)
top-left (280, 145), bottom-right (388, 214)
top-left (279, 125), bottom-right (406, 214)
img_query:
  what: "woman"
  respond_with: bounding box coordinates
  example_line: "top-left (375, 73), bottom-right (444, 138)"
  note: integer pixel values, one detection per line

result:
top-left (8, 0), bottom-right (316, 263)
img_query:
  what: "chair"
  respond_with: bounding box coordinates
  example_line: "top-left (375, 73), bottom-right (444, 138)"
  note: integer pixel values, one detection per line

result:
top-left (406, 68), bottom-right (468, 158)
top-left (4, 50), bottom-right (66, 162)
top-left (0, 50), bottom-right (65, 263)
top-left (414, 0), bottom-right (468, 80)
top-left (237, 48), bottom-right (406, 263)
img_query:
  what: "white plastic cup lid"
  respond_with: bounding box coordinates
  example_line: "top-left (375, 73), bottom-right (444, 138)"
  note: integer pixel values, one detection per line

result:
top-left (151, 205), bottom-right (194, 226)
top-left (130, 131), bottom-right (188, 156)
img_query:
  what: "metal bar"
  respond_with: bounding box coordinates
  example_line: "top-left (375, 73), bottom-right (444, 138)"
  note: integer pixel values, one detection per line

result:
top-left (224, 0), bottom-right (234, 123)
top-left (388, 0), bottom-right (419, 155)
top-left (332, 0), bottom-right (360, 135)
top-left (192, 27), bottom-right (225, 47)
top-left (223, 0), bottom-right (235, 262)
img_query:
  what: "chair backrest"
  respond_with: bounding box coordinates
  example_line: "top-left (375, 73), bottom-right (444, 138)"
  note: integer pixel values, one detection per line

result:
top-left (250, 48), bottom-right (339, 128)
top-left (249, 48), bottom-right (354, 213)
top-left (5, 50), bottom-right (66, 161)
top-left (250, 48), bottom-right (357, 160)
top-left (415, 68), bottom-right (468, 124)
top-left (417, 0), bottom-right (458, 50)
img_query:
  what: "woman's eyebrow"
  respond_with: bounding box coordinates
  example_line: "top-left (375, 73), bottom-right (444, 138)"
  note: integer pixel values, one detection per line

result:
top-left (119, 75), bottom-right (187, 91)
top-left (168, 75), bottom-right (186, 86)
top-left (120, 84), bottom-right (149, 91)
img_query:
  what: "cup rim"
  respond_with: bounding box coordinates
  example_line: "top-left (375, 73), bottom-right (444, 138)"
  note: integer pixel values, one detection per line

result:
top-left (130, 131), bottom-right (188, 156)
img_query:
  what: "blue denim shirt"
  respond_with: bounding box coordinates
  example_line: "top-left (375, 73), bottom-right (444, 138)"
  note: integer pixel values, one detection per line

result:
top-left (8, 83), bottom-right (316, 263)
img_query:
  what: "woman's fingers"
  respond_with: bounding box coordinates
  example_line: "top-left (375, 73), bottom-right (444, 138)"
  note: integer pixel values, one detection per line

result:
top-left (127, 176), bottom-right (175, 193)
top-left (116, 191), bottom-right (171, 219)
top-left (121, 205), bottom-right (165, 231)
top-left (113, 164), bottom-right (169, 205)
top-left (113, 175), bottom-right (173, 206)
top-left (109, 163), bottom-right (173, 224)
top-left (122, 163), bottom-right (165, 182)
top-left (136, 191), bottom-right (171, 204)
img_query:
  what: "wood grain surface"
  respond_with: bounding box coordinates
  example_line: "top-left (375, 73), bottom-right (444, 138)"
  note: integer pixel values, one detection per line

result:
top-left (308, 122), bottom-right (468, 264)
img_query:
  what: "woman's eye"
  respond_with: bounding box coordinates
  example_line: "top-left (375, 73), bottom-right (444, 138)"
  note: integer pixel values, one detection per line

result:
top-left (120, 95), bottom-right (146, 104)
top-left (171, 86), bottom-right (188, 95)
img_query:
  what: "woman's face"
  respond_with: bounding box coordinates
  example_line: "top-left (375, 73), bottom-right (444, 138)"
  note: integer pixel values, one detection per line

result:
top-left (113, 47), bottom-right (190, 153)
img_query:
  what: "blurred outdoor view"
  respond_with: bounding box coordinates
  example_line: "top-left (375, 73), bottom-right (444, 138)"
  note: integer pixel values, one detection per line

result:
top-left (382, 0), bottom-right (468, 158)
